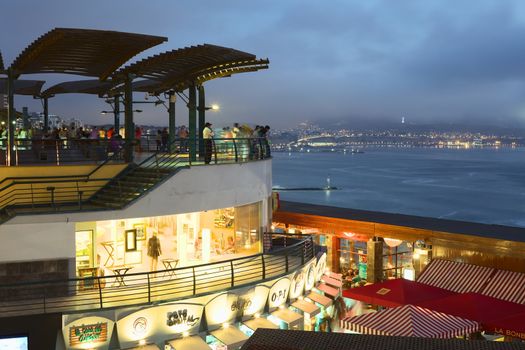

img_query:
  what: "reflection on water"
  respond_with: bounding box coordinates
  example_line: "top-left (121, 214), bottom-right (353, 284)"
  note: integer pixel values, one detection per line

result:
top-left (272, 148), bottom-right (525, 227)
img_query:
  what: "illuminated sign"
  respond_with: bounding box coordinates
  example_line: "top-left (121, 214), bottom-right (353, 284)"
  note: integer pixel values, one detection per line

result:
top-left (304, 262), bottom-right (316, 291)
top-left (494, 328), bottom-right (525, 340)
top-left (69, 323), bottom-right (107, 346)
top-left (289, 270), bottom-right (305, 299)
top-left (63, 316), bottom-right (114, 350)
top-left (243, 285), bottom-right (269, 317)
top-left (205, 293), bottom-right (239, 328)
top-left (268, 278), bottom-right (291, 309)
top-left (231, 297), bottom-right (253, 312)
top-left (132, 317), bottom-right (148, 337)
top-left (167, 309), bottom-right (200, 328)
top-left (116, 303), bottom-right (204, 349)
top-left (315, 253), bottom-right (327, 282)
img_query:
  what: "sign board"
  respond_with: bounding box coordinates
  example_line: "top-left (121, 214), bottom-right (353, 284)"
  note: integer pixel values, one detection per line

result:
top-left (238, 285), bottom-right (269, 319)
top-left (62, 316), bottom-right (114, 350)
top-left (268, 277), bottom-right (291, 310)
top-left (205, 292), bottom-right (239, 330)
top-left (289, 270), bottom-right (305, 300)
top-left (116, 303), bottom-right (203, 349)
top-left (304, 261), bottom-right (316, 291)
top-left (315, 253), bottom-right (327, 283)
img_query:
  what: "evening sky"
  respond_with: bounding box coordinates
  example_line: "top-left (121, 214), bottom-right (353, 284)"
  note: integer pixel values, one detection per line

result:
top-left (1, 0), bottom-right (525, 128)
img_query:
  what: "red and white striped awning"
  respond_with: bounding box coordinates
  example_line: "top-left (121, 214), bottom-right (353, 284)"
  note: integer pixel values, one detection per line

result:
top-left (417, 259), bottom-right (494, 293)
top-left (481, 269), bottom-right (525, 305)
top-left (340, 304), bottom-right (480, 338)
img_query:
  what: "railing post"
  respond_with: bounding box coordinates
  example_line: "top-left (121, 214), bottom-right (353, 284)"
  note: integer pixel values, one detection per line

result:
top-left (192, 267), bottom-right (197, 295)
top-left (285, 250), bottom-right (289, 273)
top-left (30, 183), bottom-right (35, 208)
top-left (213, 140), bottom-right (218, 164)
top-left (147, 273), bottom-right (151, 303)
top-left (47, 186), bottom-right (56, 210)
top-left (55, 140), bottom-right (60, 165)
top-left (233, 139), bottom-right (238, 162)
top-left (261, 255), bottom-right (266, 280)
top-left (98, 277), bottom-right (103, 308)
top-left (301, 243), bottom-right (305, 265)
top-left (230, 260), bottom-right (235, 287)
top-left (43, 285), bottom-right (47, 313)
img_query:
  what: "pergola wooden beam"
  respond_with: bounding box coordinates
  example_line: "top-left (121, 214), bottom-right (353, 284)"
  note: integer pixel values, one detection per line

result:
top-left (9, 28), bottom-right (167, 80)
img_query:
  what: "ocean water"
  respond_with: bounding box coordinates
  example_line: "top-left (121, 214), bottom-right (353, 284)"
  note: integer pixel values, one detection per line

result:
top-left (272, 148), bottom-right (525, 228)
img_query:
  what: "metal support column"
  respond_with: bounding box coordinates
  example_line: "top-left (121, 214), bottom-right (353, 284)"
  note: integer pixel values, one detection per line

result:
top-left (198, 85), bottom-right (206, 159)
top-left (124, 74), bottom-right (134, 162)
top-left (168, 92), bottom-right (176, 151)
top-left (188, 84), bottom-right (197, 162)
top-left (43, 97), bottom-right (49, 131)
top-left (6, 69), bottom-right (16, 166)
top-left (114, 95), bottom-right (120, 133)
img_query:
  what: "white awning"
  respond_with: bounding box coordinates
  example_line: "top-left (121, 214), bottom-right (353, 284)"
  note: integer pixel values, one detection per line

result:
top-left (166, 336), bottom-right (210, 350)
top-left (243, 317), bottom-right (279, 332)
top-left (306, 292), bottom-right (332, 308)
top-left (291, 299), bottom-right (321, 317)
top-left (270, 309), bottom-right (304, 328)
top-left (210, 327), bottom-right (249, 349)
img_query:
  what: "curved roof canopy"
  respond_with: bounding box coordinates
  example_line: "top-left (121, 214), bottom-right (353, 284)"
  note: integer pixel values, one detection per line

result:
top-left (9, 28), bottom-right (167, 80)
top-left (115, 44), bottom-right (269, 94)
top-left (41, 79), bottom-right (116, 98)
top-left (0, 78), bottom-right (45, 96)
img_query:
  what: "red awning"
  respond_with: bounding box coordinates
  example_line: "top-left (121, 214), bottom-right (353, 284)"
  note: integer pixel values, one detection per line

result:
top-left (417, 259), bottom-right (494, 293)
top-left (417, 292), bottom-right (525, 325)
top-left (481, 269), bottom-right (525, 305)
top-left (342, 278), bottom-right (457, 308)
top-left (483, 312), bottom-right (525, 341)
top-left (341, 304), bottom-right (480, 338)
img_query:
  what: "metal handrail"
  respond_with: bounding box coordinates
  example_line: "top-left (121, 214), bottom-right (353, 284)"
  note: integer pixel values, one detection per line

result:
top-left (0, 137), bottom-right (271, 221)
top-left (0, 234), bottom-right (313, 317)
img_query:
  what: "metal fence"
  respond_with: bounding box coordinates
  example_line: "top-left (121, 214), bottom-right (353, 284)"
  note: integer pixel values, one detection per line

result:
top-left (0, 137), bottom-right (270, 166)
top-left (0, 137), bottom-right (271, 221)
top-left (0, 234), bottom-right (314, 317)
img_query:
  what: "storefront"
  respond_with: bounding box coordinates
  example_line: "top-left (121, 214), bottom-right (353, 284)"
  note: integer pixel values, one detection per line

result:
top-left (272, 221), bottom-right (417, 284)
top-left (75, 202), bottom-right (262, 277)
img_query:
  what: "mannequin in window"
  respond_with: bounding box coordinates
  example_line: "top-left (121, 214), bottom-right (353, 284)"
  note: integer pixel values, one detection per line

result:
top-left (147, 233), bottom-right (162, 271)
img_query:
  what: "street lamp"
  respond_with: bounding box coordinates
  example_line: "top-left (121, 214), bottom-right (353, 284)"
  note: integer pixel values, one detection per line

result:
top-left (197, 104), bottom-right (220, 111)
top-left (101, 109), bottom-right (142, 115)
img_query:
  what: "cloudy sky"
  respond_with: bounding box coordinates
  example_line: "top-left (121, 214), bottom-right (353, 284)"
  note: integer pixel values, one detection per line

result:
top-left (2, 0), bottom-right (525, 128)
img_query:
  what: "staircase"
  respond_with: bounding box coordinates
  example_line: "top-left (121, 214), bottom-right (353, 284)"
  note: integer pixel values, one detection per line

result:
top-left (88, 165), bottom-right (176, 209)
top-left (0, 149), bottom-right (188, 224)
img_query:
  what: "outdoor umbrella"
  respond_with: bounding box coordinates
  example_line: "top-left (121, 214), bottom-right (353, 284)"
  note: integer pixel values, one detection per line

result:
top-left (342, 278), bottom-right (457, 308)
top-left (416, 292), bottom-right (525, 325)
top-left (341, 304), bottom-right (480, 338)
top-left (483, 311), bottom-right (525, 341)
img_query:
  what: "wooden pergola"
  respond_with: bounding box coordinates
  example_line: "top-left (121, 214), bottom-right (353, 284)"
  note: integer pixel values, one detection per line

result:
top-left (3, 28), bottom-right (167, 164)
top-left (115, 44), bottom-right (269, 160)
top-left (3, 29), bottom-right (270, 165)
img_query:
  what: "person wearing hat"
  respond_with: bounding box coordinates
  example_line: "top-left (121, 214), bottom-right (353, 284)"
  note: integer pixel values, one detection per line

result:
top-left (203, 122), bottom-right (215, 164)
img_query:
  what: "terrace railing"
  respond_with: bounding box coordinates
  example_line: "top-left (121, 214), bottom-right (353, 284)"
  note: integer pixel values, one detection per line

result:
top-left (0, 136), bottom-right (271, 166)
top-left (0, 137), bottom-right (271, 222)
top-left (0, 234), bottom-right (313, 317)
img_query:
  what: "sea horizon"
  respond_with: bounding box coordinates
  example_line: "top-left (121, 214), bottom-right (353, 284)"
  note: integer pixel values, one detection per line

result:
top-left (272, 147), bottom-right (525, 228)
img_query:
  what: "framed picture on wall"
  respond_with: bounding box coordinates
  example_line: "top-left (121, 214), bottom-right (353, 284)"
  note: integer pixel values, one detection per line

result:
top-left (134, 224), bottom-right (146, 240)
top-left (125, 229), bottom-right (137, 251)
